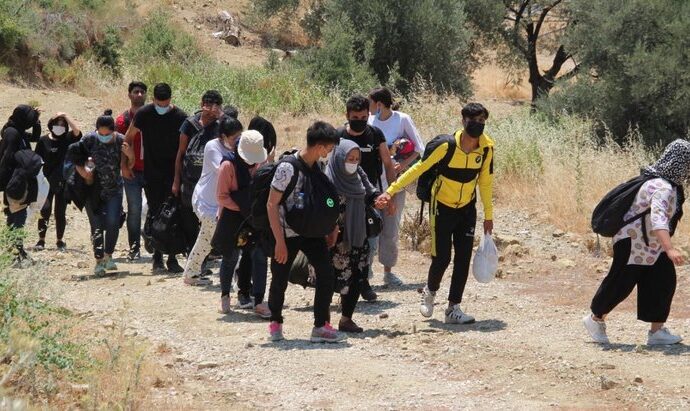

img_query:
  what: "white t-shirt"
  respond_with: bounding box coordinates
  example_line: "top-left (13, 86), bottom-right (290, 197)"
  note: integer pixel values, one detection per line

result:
top-left (271, 153), bottom-right (307, 238)
top-left (192, 139), bottom-right (232, 219)
top-left (368, 111), bottom-right (425, 189)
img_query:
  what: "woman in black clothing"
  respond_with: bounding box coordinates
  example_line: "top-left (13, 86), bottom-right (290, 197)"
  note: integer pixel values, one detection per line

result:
top-left (34, 113), bottom-right (82, 251)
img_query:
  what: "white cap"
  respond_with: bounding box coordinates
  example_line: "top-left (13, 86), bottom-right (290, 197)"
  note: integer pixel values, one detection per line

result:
top-left (237, 130), bottom-right (268, 165)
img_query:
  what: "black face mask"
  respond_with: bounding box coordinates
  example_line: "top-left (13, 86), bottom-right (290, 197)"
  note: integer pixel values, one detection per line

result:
top-left (349, 119), bottom-right (368, 133)
top-left (465, 120), bottom-right (484, 138)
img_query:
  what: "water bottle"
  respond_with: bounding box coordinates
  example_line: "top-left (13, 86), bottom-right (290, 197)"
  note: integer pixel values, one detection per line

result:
top-left (295, 192), bottom-right (305, 210)
top-left (85, 157), bottom-right (95, 173)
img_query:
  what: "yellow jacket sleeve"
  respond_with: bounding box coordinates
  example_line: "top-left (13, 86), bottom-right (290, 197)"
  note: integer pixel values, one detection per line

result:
top-left (477, 146), bottom-right (494, 220)
top-left (386, 142), bottom-right (449, 195)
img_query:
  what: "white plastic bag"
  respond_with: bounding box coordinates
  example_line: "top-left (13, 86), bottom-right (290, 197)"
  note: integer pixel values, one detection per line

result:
top-left (141, 192), bottom-right (148, 228)
top-left (26, 169), bottom-right (49, 222)
top-left (473, 234), bottom-right (498, 283)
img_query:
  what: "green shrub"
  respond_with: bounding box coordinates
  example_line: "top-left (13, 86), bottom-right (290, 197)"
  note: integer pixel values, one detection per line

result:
top-left (93, 25), bottom-right (123, 75)
top-left (128, 9), bottom-right (202, 64)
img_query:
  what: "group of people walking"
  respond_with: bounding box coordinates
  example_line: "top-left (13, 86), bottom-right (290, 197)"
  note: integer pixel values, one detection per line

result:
top-left (0, 81), bottom-right (684, 345)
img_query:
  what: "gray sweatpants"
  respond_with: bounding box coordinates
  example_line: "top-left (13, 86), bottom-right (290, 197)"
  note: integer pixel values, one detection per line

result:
top-left (378, 190), bottom-right (406, 268)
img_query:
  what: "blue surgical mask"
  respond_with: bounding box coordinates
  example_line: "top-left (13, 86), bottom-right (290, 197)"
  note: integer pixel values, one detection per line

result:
top-left (374, 107), bottom-right (382, 120)
top-left (155, 104), bottom-right (170, 115)
top-left (97, 133), bottom-right (113, 143)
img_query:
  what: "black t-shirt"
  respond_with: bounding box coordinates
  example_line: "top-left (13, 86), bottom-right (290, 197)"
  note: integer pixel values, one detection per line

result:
top-left (133, 103), bottom-right (188, 183)
top-left (337, 125), bottom-right (385, 188)
top-left (34, 132), bottom-right (82, 186)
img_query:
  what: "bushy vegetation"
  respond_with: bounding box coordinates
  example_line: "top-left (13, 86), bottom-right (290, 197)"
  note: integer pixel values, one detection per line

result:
top-left (543, 0), bottom-right (690, 144)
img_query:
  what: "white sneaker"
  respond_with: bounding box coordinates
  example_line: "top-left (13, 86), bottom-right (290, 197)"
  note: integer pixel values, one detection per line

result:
top-left (444, 304), bottom-right (475, 324)
top-left (420, 286), bottom-right (435, 318)
top-left (582, 314), bottom-right (610, 344)
top-left (647, 327), bottom-right (682, 346)
top-left (383, 271), bottom-right (404, 286)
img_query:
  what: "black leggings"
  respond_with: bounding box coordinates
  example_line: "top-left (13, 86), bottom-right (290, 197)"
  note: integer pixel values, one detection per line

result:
top-left (38, 186), bottom-right (67, 240)
top-left (428, 202), bottom-right (476, 304)
top-left (591, 238), bottom-right (676, 323)
top-left (268, 236), bottom-right (335, 327)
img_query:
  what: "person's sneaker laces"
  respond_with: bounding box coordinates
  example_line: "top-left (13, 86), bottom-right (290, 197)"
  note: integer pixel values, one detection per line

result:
top-left (166, 257), bottom-right (184, 274)
top-left (93, 261), bottom-right (107, 277)
top-left (219, 295), bottom-right (231, 314)
top-left (647, 327), bottom-right (683, 346)
top-left (310, 322), bottom-right (347, 343)
top-left (582, 314), bottom-right (610, 344)
top-left (237, 293), bottom-right (253, 309)
top-left (420, 286), bottom-right (436, 318)
top-left (34, 239), bottom-right (45, 251)
top-left (56, 240), bottom-right (67, 252)
top-left (104, 256), bottom-right (118, 271)
top-left (383, 271), bottom-right (404, 287)
top-left (444, 304), bottom-right (476, 324)
top-left (269, 322), bottom-right (284, 342)
top-left (254, 303), bottom-right (271, 319)
top-left (183, 276), bottom-right (213, 286)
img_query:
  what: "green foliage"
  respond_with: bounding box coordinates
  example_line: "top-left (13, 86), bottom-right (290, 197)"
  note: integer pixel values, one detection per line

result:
top-left (257, 0), bottom-right (475, 96)
top-left (93, 25), bottom-right (123, 75)
top-left (291, 13), bottom-right (377, 97)
top-left (128, 9), bottom-right (201, 64)
top-left (545, 0), bottom-right (690, 144)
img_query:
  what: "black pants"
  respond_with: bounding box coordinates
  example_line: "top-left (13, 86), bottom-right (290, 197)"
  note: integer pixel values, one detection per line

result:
top-left (591, 238), bottom-right (676, 323)
top-left (428, 202), bottom-right (476, 304)
top-left (269, 236), bottom-right (335, 327)
top-left (4, 195), bottom-right (27, 256)
top-left (38, 185), bottom-right (67, 240)
top-left (144, 176), bottom-right (178, 259)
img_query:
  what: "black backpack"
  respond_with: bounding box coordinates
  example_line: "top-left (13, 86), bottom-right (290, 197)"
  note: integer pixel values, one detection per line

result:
top-left (591, 175), bottom-right (684, 244)
top-left (416, 134), bottom-right (457, 202)
top-left (250, 153), bottom-right (340, 238)
top-left (181, 116), bottom-right (216, 205)
top-left (218, 152), bottom-right (253, 218)
top-left (143, 196), bottom-right (188, 255)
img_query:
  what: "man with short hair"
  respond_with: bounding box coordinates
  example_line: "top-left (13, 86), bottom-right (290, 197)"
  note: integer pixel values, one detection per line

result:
top-left (337, 94), bottom-right (396, 302)
top-left (377, 102), bottom-right (495, 324)
top-left (125, 83), bottom-right (188, 273)
top-left (267, 121), bottom-right (345, 343)
top-left (118, 81), bottom-right (147, 261)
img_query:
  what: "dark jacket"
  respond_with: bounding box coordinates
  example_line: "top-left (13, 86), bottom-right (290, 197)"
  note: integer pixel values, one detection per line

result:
top-left (4, 149), bottom-right (43, 205)
top-left (0, 105), bottom-right (41, 191)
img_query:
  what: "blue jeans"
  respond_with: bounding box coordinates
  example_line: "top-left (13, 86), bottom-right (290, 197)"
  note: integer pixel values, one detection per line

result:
top-left (85, 192), bottom-right (123, 259)
top-left (124, 171), bottom-right (145, 251)
top-left (251, 246), bottom-right (269, 304)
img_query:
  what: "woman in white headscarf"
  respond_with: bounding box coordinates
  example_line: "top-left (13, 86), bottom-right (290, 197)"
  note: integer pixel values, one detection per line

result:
top-left (326, 140), bottom-right (385, 333)
top-left (584, 139), bottom-right (690, 346)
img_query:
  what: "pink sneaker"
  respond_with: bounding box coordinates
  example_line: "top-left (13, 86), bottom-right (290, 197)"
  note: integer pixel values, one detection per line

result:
top-left (269, 322), bottom-right (284, 342)
top-left (310, 323), bottom-right (346, 343)
top-left (219, 295), bottom-right (231, 314)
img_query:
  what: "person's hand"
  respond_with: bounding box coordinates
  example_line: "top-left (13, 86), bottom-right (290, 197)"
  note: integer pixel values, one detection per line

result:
top-left (393, 160), bottom-right (402, 173)
top-left (172, 179), bottom-right (181, 197)
top-left (83, 169), bottom-right (94, 185)
top-left (55, 111), bottom-right (67, 118)
top-left (122, 166), bottom-right (134, 180)
top-left (484, 220), bottom-right (494, 235)
top-left (375, 193), bottom-right (391, 209)
top-left (386, 199), bottom-right (396, 216)
top-left (667, 248), bottom-right (685, 266)
top-left (326, 226), bottom-right (339, 248)
top-left (121, 141), bottom-right (134, 157)
top-left (274, 240), bottom-right (288, 264)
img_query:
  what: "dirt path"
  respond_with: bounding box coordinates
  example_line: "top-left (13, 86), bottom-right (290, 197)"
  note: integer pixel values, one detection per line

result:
top-left (3, 84), bottom-right (689, 409)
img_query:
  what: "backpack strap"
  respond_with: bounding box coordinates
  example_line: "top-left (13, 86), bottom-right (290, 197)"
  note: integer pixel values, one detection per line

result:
top-left (279, 155), bottom-right (303, 202)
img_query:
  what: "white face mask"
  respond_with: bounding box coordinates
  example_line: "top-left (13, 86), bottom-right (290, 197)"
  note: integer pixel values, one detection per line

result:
top-left (344, 162), bottom-right (358, 174)
top-left (51, 126), bottom-right (66, 136)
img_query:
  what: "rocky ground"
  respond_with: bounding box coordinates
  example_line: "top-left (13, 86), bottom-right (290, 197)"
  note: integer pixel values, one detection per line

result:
top-left (3, 84), bottom-right (689, 409)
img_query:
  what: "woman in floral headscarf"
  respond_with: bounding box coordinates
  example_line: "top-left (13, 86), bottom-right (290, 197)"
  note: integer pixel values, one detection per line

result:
top-left (584, 139), bottom-right (690, 346)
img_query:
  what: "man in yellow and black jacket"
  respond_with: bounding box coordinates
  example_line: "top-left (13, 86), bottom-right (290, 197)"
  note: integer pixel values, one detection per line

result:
top-left (376, 103), bottom-right (494, 324)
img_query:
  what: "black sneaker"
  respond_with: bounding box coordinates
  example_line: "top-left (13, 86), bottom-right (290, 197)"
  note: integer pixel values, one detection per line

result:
top-left (166, 257), bottom-right (184, 274)
top-left (152, 253), bottom-right (165, 272)
top-left (237, 293), bottom-right (254, 309)
top-left (127, 247), bottom-right (141, 262)
top-left (34, 239), bottom-right (45, 251)
top-left (56, 240), bottom-right (67, 252)
top-left (360, 279), bottom-right (377, 302)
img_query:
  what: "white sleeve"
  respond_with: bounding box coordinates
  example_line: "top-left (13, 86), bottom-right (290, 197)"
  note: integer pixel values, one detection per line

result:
top-left (206, 142), bottom-right (224, 172)
top-left (271, 161), bottom-right (295, 192)
top-left (401, 113), bottom-right (425, 153)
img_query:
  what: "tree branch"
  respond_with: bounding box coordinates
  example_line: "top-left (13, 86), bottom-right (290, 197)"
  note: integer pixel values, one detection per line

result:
top-left (556, 64), bottom-right (580, 82)
top-left (534, 0), bottom-right (563, 39)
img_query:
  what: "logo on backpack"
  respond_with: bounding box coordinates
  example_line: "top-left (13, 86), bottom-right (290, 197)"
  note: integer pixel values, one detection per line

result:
top-left (326, 198), bottom-right (335, 208)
